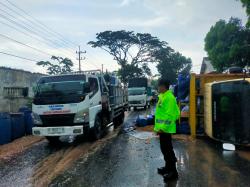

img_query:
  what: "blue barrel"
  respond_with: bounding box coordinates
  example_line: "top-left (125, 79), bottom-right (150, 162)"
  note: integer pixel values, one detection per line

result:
top-left (19, 107), bottom-right (34, 135)
top-left (136, 115), bottom-right (148, 127)
top-left (146, 115), bottom-right (154, 126)
top-left (10, 113), bottom-right (25, 140)
top-left (0, 113), bottom-right (11, 145)
top-left (177, 122), bottom-right (190, 134)
top-left (177, 74), bottom-right (190, 101)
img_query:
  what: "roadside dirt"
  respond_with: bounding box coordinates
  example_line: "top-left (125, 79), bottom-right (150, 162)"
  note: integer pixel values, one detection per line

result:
top-left (31, 127), bottom-right (121, 187)
top-left (0, 136), bottom-right (45, 160)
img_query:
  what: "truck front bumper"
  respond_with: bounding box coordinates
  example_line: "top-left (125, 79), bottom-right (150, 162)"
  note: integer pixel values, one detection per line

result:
top-left (129, 102), bottom-right (147, 107)
top-left (32, 126), bottom-right (83, 136)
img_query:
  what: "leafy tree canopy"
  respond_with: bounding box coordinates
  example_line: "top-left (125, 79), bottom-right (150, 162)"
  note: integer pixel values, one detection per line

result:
top-left (156, 48), bottom-right (192, 84)
top-left (37, 56), bottom-right (74, 75)
top-left (205, 17), bottom-right (250, 72)
top-left (239, 0), bottom-right (250, 27)
top-left (88, 30), bottom-right (167, 83)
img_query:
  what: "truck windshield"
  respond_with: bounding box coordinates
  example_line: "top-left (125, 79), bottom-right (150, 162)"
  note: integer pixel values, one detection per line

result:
top-left (128, 88), bottom-right (146, 96)
top-left (37, 81), bottom-right (85, 97)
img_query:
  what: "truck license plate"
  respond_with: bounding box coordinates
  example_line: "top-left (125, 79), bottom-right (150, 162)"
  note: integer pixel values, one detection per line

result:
top-left (48, 128), bottom-right (65, 134)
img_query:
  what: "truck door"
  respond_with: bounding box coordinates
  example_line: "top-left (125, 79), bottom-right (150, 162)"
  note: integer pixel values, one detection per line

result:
top-left (88, 77), bottom-right (102, 128)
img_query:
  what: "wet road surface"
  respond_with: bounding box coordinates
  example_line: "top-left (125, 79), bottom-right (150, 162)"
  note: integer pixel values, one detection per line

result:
top-left (0, 109), bottom-right (145, 187)
top-left (50, 134), bottom-right (250, 187)
top-left (1, 108), bottom-right (250, 187)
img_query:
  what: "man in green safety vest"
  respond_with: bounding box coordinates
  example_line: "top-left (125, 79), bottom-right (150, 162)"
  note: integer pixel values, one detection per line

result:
top-left (154, 79), bottom-right (180, 181)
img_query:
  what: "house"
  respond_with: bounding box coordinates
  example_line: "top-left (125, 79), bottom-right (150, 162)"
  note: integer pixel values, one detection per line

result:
top-left (200, 57), bottom-right (216, 74)
top-left (0, 67), bottom-right (44, 112)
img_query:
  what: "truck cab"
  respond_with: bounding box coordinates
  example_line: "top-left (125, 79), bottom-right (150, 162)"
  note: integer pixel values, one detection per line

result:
top-left (32, 71), bottom-right (126, 143)
top-left (128, 87), bottom-right (148, 110)
top-left (128, 78), bottom-right (150, 110)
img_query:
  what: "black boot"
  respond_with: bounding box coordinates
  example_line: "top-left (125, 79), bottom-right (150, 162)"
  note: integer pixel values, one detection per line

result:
top-left (163, 165), bottom-right (178, 181)
top-left (157, 166), bottom-right (168, 175)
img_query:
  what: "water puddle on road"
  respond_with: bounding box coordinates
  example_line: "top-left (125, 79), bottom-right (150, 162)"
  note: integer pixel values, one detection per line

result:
top-left (128, 131), bottom-right (157, 140)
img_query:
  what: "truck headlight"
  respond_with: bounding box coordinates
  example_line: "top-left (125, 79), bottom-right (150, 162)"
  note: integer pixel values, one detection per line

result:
top-left (31, 113), bottom-right (43, 125)
top-left (140, 100), bottom-right (145, 104)
top-left (74, 110), bottom-right (89, 123)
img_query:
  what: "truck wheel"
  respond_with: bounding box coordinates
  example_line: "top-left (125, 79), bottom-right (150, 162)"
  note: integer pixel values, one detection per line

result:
top-left (46, 136), bottom-right (60, 145)
top-left (90, 115), bottom-right (102, 140)
top-left (120, 112), bottom-right (125, 124)
top-left (114, 112), bottom-right (125, 128)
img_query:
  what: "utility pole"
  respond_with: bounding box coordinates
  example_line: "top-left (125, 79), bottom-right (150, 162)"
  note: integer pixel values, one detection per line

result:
top-left (102, 64), bottom-right (104, 74)
top-left (76, 46), bottom-right (86, 71)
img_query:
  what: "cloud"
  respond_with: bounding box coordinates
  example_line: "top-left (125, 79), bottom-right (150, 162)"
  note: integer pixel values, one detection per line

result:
top-left (87, 16), bottom-right (168, 28)
top-left (120, 0), bottom-right (136, 7)
top-left (0, 0), bottom-right (248, 74)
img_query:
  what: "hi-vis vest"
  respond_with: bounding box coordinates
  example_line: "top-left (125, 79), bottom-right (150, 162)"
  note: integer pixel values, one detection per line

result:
top-left (154, 90), bottom-right (180, 133)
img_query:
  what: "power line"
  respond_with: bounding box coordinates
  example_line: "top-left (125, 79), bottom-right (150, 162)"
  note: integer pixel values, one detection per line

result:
top-left (0, 33), bottom-right (53, 57)
top-left (0, 50), bottom-right (82, 71)
top-left (0, 1), bottom-right (75, 50)
top-left (0, 51), bottom-right (39, 62)
top-left (0, 20), bottom-right (81, 68)
top-left (4, 0), bottom-right (78, 48)
top-left (0, 0), bottom-right (102, 70)
top-left (0, 8), bottom-right (76, 57)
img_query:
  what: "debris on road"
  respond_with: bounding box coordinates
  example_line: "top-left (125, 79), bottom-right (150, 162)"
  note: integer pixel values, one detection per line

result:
top-left (0, 136), bottom-right (44, 160)
top-left (31, 127), bottom-right (121, 187)
top-left (136, 125), bottom-right (154, 132)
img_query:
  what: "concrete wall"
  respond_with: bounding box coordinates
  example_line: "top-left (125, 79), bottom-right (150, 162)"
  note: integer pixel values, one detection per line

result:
top-left (0, 67), bottom-right (44, 112)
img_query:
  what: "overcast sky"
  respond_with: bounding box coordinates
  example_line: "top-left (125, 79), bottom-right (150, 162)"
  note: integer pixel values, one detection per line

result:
top-left (0, 0), bottom-right (247, 74)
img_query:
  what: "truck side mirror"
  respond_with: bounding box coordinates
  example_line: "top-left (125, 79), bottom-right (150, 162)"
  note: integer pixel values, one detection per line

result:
top-left (84, 83), bottom-right (90, 93)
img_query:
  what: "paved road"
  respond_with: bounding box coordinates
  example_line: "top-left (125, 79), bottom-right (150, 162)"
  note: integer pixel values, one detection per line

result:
top-left (0, 108), bottom-right (250, 187)
top-left (51, 132), bottom-right (250, 187)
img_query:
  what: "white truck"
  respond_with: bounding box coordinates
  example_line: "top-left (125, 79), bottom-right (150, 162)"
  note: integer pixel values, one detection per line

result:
top-left (32, 70), bottom-right (127, 143)
top-left (128, 78), bottom-right (151, 110)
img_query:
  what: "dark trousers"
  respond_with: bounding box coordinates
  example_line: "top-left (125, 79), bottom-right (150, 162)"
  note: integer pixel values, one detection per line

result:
top-left (159, 133), bottom-right (177, 171)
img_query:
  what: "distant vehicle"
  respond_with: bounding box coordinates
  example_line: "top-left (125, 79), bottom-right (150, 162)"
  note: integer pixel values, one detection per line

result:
top-left (204, 78), bottom-right (250, 145)
top-left (223, 66), bottom-right (244, 74)
top-left (128, 78), bottom-right (150, 110)
top-left (150, 89), bottom-right (158, 104)
top-left (32, 70), bottom-right (128, 144)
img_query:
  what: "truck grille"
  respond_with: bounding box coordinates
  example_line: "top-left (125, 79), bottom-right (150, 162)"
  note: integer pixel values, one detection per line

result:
top-left (129, 101), bottom-right (141, 104)
top-left (40, 114), bottom-right (75, 126)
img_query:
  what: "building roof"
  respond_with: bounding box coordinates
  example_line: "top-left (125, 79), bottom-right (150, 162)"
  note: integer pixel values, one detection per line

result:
top-left (200, 57), bottom-right (216, 74)
top-left (0, 66), bottom-right (45, 76)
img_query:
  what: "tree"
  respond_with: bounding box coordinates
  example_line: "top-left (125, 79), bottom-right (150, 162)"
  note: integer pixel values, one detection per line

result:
top-left (37, 56), bottom-right (74, 75)
top-left (156, 48), bottom-right (192, 84)
top-left (88, 30), bottom-right (167, 83)
top-left (150, 79), bottom-right (159, 90)
top-left (239, 0), bottom-right (250, 27)
top-left (205, 17), bottom-right (250, 72)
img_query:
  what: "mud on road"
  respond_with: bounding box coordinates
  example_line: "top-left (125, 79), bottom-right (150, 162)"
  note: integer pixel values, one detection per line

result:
top-left (0, 126), bottom-right (121, 187)
top-left (0, 109), bottom-right (144, 187)
top-left (1, 108), bottom-right (250, 187)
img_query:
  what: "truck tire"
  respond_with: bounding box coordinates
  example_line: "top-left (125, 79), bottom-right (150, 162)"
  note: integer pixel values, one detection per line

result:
top-left (46, 136), bottom-right (60, 145)
top-left (90, 115), bottom-right (102, 140)
top-left (114, 112), bottom-right (125, 128)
